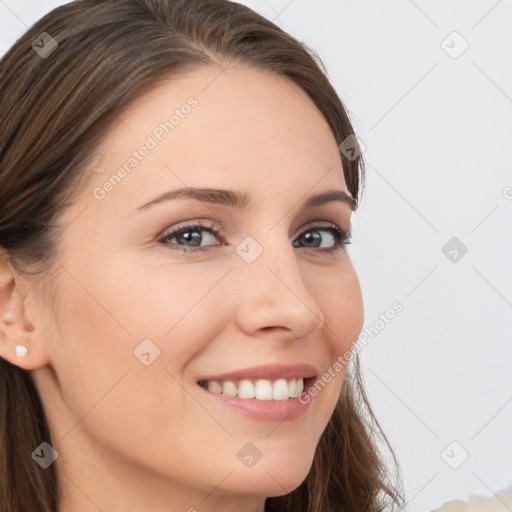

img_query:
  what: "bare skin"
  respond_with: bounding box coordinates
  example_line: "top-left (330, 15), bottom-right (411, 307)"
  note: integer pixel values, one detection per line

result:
top-left (0, 64), bottom-right (364, 512)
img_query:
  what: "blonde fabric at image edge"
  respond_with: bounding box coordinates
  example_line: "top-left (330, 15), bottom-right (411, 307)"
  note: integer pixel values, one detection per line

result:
top-left (430, 483), bottom-right (512, 511)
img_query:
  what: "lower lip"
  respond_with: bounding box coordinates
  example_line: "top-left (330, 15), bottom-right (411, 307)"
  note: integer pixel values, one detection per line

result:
top-left (197, 380), bottom-right (314, 422)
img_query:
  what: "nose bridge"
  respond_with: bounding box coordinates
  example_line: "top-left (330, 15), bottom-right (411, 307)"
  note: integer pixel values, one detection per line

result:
top-left (234, 227), bottom-right (325, 336)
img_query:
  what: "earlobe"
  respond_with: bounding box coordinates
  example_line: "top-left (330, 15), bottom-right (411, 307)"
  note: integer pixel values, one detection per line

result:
top-left (15, 344), bottom-right (29, 358)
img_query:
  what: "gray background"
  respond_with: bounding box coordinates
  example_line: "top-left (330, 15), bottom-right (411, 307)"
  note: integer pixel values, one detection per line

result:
top-left (1, 0), bottom-right (511, 510)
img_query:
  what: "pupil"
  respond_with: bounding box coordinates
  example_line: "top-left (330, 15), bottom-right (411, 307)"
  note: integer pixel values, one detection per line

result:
top-left (301, 231), bottom-right (320, 247)
top-left (179, 231), bottom-right (201, 247)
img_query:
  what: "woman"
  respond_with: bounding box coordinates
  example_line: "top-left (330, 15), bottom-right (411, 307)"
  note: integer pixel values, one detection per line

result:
top-left (0, 0), bottom-right (404, 510)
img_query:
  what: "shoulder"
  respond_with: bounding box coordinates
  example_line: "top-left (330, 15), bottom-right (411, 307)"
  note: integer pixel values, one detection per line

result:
top-left (430, 483), bottom-right (512, 512)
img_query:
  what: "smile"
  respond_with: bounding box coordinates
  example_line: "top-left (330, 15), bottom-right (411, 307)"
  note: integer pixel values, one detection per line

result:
top-left (198, 377), bottom-right (305, 400)
top-left (196, 364), bottom-right (317, 421)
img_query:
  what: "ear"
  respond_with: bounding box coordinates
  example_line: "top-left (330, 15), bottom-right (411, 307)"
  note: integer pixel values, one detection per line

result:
top-left (0, 250), bottom-right (51, 370)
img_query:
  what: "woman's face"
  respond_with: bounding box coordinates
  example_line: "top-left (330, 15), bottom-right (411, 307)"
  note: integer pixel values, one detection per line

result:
top-left (29, 65), bottom-right (364, 509)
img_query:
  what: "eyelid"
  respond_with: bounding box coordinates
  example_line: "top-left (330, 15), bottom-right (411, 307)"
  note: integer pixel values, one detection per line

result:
top-left (296, 220), bottom-right (350, 235)
top-left (159, 218), bottom-right (221, 238)
top-left (159, 218), bottom-right (349, 238)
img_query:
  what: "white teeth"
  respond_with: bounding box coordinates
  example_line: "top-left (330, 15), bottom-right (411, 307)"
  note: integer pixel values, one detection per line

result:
top-left (204, 377), bottom-right (306, 400)
top-left (208, 381), bottom-right (222, 393)
top-left (288, 378), bottom-right (296, 397)
top-left (272, 379), bottom-right (289, 400)
top-left (222, 381), bottom-right (237, 397)
top-left (255, 379), bottom-right (273, 400)
top-left (238, 380), bottom-right (256, 399)
top-left (289, 378), bottom-right (303, 398)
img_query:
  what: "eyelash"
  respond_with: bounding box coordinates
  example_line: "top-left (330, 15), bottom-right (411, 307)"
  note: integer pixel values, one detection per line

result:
top-left (157, 220), bottom-right (352, 254)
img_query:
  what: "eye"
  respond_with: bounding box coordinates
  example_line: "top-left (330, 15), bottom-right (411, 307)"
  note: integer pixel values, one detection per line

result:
top-left (157, 220), bottom-right (351, 253)
top-left (157, 220), bottom-right (221, 252)
top-left (293, 222), bottom-right (351, 253)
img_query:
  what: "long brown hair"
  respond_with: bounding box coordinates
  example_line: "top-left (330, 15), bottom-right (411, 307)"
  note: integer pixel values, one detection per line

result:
top-left (0, 1), bottom-right (405, 510)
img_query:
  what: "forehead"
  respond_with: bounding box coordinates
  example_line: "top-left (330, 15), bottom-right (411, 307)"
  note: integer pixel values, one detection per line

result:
top-left (86, 64), bottom-right (348, 211)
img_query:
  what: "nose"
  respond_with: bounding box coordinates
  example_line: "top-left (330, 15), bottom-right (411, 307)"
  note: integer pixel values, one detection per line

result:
top-left (233, 232), bottom-right (326, 342)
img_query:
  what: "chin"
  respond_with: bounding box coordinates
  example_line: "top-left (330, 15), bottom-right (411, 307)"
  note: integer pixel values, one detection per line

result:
top-left (221, 450), bottom-right (314, 497)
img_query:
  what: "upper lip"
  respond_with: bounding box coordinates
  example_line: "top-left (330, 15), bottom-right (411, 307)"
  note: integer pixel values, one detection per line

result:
top-left (197, 363), bottom-right (317, 382)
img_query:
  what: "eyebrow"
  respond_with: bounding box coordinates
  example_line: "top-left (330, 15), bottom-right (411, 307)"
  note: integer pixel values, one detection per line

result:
top-left (133, 187), bottom-right (357, 214)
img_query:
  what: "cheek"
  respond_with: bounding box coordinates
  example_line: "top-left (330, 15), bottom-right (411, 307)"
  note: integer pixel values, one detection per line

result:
top-left (49, 253), bottom-right (234, 421)
top-left (298, 262), bottom-right (363, 427)
top-left (47, 268), bottom-right (138, 422)
top-left (50, 259), bottom-right (214, 382)
top-left (47, 263), bottom-right (218, 474)
top-left (317, 263), bottom-right (364, 357)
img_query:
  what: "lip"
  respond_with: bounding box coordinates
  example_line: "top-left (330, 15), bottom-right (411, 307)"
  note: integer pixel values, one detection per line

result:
top-left (196, 363), bottom-right (317, 383)
top-left (196, 363), bottom-right (317, 422)
top-left (199, 387), bottom-right (314, 421)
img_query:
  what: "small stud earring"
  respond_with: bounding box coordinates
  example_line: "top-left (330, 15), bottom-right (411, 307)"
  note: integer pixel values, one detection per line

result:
top-left (15, 345), bottom-right (28, 358)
